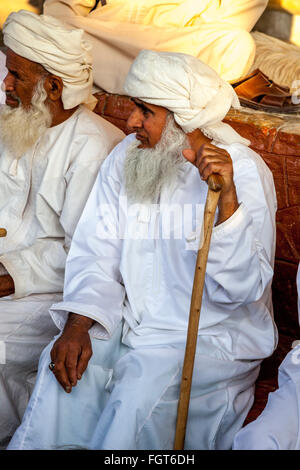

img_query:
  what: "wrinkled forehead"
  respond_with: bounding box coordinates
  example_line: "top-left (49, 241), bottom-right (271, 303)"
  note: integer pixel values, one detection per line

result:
top-left (5, 48), bottom-right (47, 77)
top-left (131, 97), bottom-right (168, 115)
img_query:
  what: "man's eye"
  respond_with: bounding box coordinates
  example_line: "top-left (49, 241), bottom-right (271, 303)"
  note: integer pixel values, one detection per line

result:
top-left (10, 71), bottom-right (20, 79)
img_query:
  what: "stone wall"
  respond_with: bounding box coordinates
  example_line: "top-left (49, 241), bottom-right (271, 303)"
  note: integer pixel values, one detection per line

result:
top-left (254, 7), bottom-right (293, 41)
top-left (224, 108), bottom-right (300, 347)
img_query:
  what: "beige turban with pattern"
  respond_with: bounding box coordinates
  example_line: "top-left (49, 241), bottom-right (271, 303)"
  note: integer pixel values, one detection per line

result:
top-left (124, 50), bottom-right (250, 146)
top-left (3, 10), bottom-right (97, 110)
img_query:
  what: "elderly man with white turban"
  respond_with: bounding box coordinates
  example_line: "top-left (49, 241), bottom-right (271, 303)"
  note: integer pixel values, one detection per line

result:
top-left (0, 10), bottom-right (124, 448)
top-left (8, 50), bottom-right (277, 450)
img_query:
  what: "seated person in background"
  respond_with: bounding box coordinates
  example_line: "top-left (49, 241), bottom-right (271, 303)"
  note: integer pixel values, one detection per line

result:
top-left (0, 9), bottom-right (124, 448)
top-left (9, 50), bottom-right (277, 451)
top-left (233, 264), bottom-right (300, 450)
top-left (43, 0), bottom-right (269, 93)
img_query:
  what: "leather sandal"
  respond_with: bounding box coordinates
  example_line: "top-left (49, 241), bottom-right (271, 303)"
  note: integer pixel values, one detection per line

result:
top-left (233, 69), bottom-right (300, 114)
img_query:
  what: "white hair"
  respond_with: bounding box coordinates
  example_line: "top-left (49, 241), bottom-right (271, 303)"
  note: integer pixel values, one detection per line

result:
top-left (0, 79), bottom-right (52, 158)
top-left (124, 114), bottom-right (189, 204)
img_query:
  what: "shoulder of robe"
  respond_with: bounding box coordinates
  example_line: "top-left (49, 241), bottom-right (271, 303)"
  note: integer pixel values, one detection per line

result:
top-left (98, 132), bottom-right (136, 180)
top-left (70, 106), bottom-right (124, 142)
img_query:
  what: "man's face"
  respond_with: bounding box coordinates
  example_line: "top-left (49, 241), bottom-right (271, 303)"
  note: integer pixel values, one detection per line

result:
top-left (3, 48), bottom-right (42, 109)
top-left (126, 98), bottom-right (168, 148)
top-left (124, 113), bottom-right (188, 204)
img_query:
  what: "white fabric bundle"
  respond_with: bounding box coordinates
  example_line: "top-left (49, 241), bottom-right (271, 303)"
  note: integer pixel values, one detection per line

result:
top-left (3, 10), bottom-right (97, 110)
top-left (124, 50), bottom-right (250, 146)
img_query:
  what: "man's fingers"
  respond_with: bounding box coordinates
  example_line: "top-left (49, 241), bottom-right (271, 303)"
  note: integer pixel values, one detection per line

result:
top-left (196, 146), bottom-right (230, 163)
top-left (52, 360), bottom-right (72, 393)
top-left (50, 343), bottom-right (65, 375)
top-left (50, 343), bottom-right (74, 393)
top-left (65, 348), bottom-right (81, 387)
top-left (201, 163), bottom-right (229, 181)
top-left (183, 145), bottom-right (230, 167)
top-left (77, 346), bottom-right (92, 380)
top-left (49, 325), bottom-right (94, 390)
top-left (197, 150), bottom-right (230, 165)
top-left (198, 156), bottom-right (230, 176)
top-left (50, 351), bottom-right (56, 365)
top-left (198, 157), bottom-right (219, 175)
top-left (200, 142), bottom-right (230, 155)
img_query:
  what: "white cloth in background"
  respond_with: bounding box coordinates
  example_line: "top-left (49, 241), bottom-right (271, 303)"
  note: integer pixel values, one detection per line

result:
top-left (0, 293), bottom-right (62, 449)
top-left (233, 263), bottom-right (300, 450)
top-left (0, 51), bottom-right (6, 105)
top-left (0, 106), bottom-right (124, 446)
top-left (124, 50), bottom-right (250, 145)
top-left (9, 133), bottom-right (277, 450)
top-left (43, 0), bottom-right (268, 94)
top-left (3, 10), bottom-right (97, 110)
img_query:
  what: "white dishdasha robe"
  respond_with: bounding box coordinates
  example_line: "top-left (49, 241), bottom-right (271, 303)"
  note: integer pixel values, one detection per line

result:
top-left (233, 263), bottom-right (300, 450)
top-left (43, 0), bottom-right (268, 92)
top-left (233, 342), bottom-right (300, 450)
top-left (9, 133), bottom-right (277, 450)
top-left (0, 106), bottom-right (124, 447)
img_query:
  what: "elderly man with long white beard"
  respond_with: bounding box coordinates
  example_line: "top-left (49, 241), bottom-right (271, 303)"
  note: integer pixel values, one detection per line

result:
top-left (0, 10), bottom-right (124, 448)
top-left (9, 50), bottom-right (277, 451)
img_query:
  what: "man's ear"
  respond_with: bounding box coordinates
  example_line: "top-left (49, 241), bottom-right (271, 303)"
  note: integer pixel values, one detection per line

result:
top-left (43, 75), bottom-right (63, 102)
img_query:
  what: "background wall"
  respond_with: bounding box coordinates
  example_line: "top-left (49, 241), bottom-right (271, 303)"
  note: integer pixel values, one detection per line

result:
top-left (0, 1), bottom-right (41, 30)
top-left (255, 0), bottom-right (300, 45)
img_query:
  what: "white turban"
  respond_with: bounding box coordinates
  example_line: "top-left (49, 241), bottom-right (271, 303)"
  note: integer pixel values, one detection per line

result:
top-left (124, 50), bottom-right (250, 146)
top-left (3, 10), bottom-right (97, 110)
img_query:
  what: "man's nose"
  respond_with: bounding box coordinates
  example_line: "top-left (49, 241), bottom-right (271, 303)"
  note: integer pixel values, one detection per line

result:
top-left (3, 72), bottom-right (14, 92)
top-left (127, 108), bottom-right (143, 129)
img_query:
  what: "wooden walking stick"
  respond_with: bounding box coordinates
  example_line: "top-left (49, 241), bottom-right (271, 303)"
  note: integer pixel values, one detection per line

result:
top-left (0, 229), bottom-right (7, 238)
top-left (174, 173), bottom-right (223, 450)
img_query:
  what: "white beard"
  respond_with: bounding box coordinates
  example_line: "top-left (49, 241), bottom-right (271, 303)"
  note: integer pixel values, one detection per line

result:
top-left (0, 80), bottom-right (52, 159)
top-left (124, 115), bottom-right (189, 204)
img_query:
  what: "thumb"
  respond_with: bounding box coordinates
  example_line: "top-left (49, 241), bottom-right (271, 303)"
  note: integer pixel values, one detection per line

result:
top-left (182, 148), bottom-right (196, 163)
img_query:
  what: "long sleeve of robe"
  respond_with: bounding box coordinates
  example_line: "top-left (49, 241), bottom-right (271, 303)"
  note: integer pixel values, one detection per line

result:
top-left (50, 134), bottom-right (277, 361)
top-left (0, 106), bottom-right (124, 298)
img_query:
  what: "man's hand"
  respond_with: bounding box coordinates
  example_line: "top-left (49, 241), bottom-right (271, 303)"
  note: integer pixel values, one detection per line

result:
top-left (182, 143), bottom-right (239, 224)
top-left (50, 313), bottom-right (95, 393)
top-left (183, 143), bottom-right (234, 193)
top-left (0, 273), bottom-right (15, 297)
